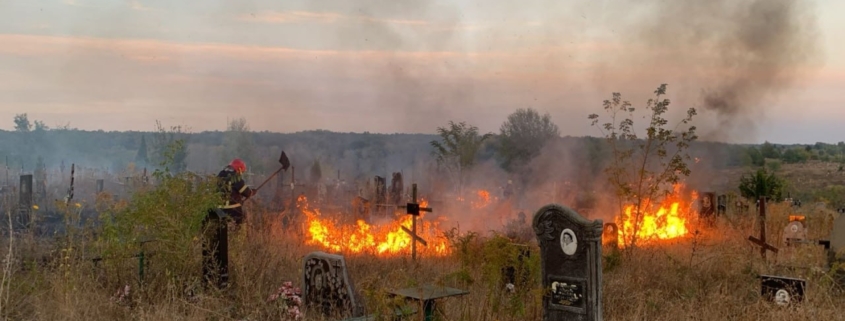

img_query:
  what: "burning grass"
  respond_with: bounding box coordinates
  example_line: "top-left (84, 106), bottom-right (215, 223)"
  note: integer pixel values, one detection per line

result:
top-left (299, 195), bottom-right (452, 256)
top-left (616, 183), bottom-right (698, 248)
top-left (1, 194), bottom-right (845, 320)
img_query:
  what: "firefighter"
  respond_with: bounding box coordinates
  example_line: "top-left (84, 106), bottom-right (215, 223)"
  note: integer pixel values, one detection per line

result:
top-left (202, 158), bottom-right (256, 289)
top-left (215, 158), bottom-right (255, 225)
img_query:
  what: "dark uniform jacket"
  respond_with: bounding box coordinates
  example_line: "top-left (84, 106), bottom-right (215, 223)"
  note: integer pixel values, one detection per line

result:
top-left (216, 166), bottom-right (255, 224)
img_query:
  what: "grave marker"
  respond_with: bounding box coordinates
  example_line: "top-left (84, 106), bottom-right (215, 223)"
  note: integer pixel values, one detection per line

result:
top-left (390, 172), bottom-right (403, 206)
top-left (761, 275), bottom-right (805, 306)
top-left (602, 223), bottom-right (618, 250)
top-left (717, 194), bottom-right (727, 215)
top-left (533, 204), bottom-right (603, 321)
top-left (66, 164), bottom-right (75, 205)
top-left (748, 197), bottom-right (778, 259)
top-left (398, 183), bottom-right (432, 261)
top-left (828, 214), bottom-right (845, 263)
top-left (302, 251), bottom-right (365, 319)
top-left (19, 174), bottom-right (33, 229)
top-left (374, 175), bottom-right (386, 207)
top-left (783, 221), bottom-right (807, 247)
top-left (699, 192), bottom-right (715, 219)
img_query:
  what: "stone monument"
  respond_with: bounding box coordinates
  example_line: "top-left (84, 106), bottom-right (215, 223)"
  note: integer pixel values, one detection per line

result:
top-left (783, 221), bottom-right (807, 247)
top-left (533, 204), bottom-right (603, 321)
top-left (829, 215), bottom-right (845, 257)
top-left (302, 251), bottom-right (365, 319)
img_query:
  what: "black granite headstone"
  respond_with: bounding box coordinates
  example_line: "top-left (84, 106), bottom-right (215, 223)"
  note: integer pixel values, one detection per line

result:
top-left (533, 204), bottom-right (603, 321)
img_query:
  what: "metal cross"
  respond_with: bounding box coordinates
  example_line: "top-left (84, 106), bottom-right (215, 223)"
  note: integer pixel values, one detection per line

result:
top-left (748, 197), bottom-right (779, 259)
top-left (398, 183), bottom-right (432, 262)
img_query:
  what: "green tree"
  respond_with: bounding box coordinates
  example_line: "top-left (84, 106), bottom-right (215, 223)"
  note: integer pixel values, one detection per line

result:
top-left (781, 148), bottom-right (809, 164)
top-left (588, 84), bottom-right (698, 249)
top-left (760, 141), bottom-right (780, 159)
top-left (33, 120), bottom-right (48, 131)
top-left (497, 108), bottom-right (560, 172)
top-left (430, 121), bottom-right (493, 194)
top-left (738, 168), bottom-right (786, 202)
top-left (14, 113), bottom-right (31, 132)
top-left (747, 147), bottom-right (765, 167)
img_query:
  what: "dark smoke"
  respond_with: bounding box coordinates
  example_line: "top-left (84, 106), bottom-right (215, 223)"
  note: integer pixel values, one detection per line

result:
top-left (619, 0), bottom-right (822, 142)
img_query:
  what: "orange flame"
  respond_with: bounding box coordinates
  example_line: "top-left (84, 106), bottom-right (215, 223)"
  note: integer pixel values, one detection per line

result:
top-left (300, 196), bottom-right (451, 256)
top-left (615, 184), bottom-right (696, 248)
top-left (471, 189), bottom-right (494, 209)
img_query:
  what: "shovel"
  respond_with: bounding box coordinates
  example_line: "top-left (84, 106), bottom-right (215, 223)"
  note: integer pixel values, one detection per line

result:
top-left (252, 151), bottom-right (291, 194)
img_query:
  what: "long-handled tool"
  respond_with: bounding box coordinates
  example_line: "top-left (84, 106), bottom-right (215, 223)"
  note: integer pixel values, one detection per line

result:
top-left (252, 151), bottom-right (291, 194)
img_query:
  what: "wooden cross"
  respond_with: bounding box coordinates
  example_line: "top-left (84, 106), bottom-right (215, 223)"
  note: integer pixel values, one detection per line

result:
top-left (748, 197), bottom-right (779, 259)
top-left (398, 183), bottom-right (432, 262)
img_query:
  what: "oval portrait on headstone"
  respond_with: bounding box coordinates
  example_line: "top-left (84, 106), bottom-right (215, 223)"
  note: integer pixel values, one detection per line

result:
top-left (774, 289), bottom-right (791, 306)
top-left (560, 228), bottom-right (577, 255)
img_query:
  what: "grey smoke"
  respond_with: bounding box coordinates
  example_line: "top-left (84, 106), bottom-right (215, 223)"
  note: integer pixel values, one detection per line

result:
top-left (619, 0), bottom-right (822, 141)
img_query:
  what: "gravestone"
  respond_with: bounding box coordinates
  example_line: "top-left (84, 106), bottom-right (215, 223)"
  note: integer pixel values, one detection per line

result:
top-left (374, 176), bottom-right (386, 208)
top-left (602, 223), bottom-right (618, 249)
top-left (533, 204), bottom-right (603, 321)
top-left (699, 192), bottom-right (715, 218)
top-left (390, 172), bottom-right (404, 205)
top-left (717, 194), bottom-right (727, 215)
top-left (829, 215), bottom-right (845, 258)
top-left (761, 275), bottom-right (805, 306)
top-left (19, 175), bottom-right (33, 228)
top-left (302, 251), bottom-right (365, 319)
top-left (783, 221), bottom-right (807, 247)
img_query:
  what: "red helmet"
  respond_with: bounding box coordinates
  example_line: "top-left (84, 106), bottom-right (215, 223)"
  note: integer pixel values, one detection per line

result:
top-left (229, 158), bottom-right (247, 173)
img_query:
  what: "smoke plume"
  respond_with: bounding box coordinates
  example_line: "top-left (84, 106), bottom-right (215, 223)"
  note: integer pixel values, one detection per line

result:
top-left (617, 0), bottom-right (822, 141)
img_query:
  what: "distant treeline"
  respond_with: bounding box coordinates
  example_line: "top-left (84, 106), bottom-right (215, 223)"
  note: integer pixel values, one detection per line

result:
top-left (3, 129), bottom-right (842, 172)
top-left (2, 113), bottom-right (843, 184)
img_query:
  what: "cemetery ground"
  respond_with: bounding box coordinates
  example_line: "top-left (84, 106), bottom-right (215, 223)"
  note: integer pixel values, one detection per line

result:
top-left (2, 200), bottom-right (845, 320)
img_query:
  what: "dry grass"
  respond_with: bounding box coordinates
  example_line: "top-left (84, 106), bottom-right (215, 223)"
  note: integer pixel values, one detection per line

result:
top-left (1, 199), bottom-right (845, 321)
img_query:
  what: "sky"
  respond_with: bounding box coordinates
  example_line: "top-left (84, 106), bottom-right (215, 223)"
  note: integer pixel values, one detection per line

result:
top-left (0, 0), bottom-right (842, 144)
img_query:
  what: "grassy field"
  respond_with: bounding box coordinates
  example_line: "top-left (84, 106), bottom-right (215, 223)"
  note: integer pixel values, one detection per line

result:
top-left (1, 196), bottom-right (844, 321)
